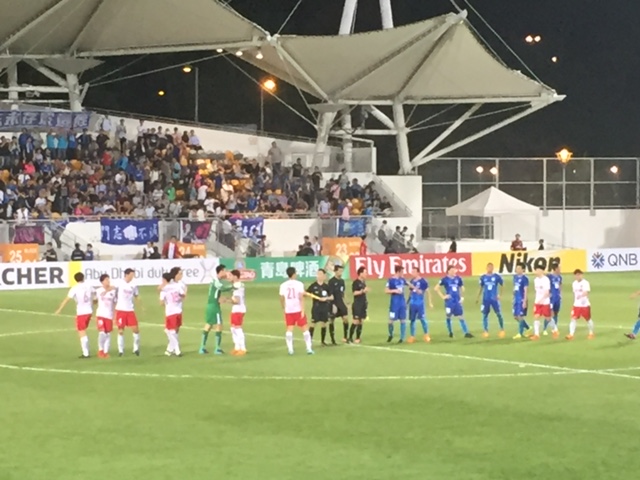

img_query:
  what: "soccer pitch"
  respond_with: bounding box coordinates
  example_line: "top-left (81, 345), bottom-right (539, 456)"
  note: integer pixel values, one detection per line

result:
top-left (1, 272), bottom-right (640, 480)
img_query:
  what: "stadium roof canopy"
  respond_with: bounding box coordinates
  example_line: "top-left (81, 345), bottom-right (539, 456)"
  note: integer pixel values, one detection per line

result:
top-left (0, 0), bottom-right (267, 57)
top-left (244, 12), bottom-right (559, 104)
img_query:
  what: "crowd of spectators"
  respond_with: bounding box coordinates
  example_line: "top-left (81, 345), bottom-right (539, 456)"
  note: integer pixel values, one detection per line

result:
top-left (0, 116), bottom-right (393, 222)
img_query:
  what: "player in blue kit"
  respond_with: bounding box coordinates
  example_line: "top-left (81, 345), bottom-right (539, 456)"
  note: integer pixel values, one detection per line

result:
top-left (624, 289), bottom-right (640, 339)
top-left (512, 263), bottom-right (531, 339)
top-left (543, 263), bottom-right (562, 335)
top-left (407, 268), bottom-right (433, 343)
top-left (435, 265), bottom-right (473, 338)
top-left (476, 263), bottom-right (505, 338)
top-left (385, 265), bottom-right (408, 343)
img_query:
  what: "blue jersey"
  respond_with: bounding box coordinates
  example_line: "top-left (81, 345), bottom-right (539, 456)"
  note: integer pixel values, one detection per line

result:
top-left (387, 277), bottom-right (407, 308)
top-left (409, 278), bottom-right (429, 306)
top-left (513, 274), bottom-right (529, 301)
top-left (439, 275), bottom-right (463, 305)
top-left (387, 276), bottom-right (408, 320)
top-left (547, 273), bottom-right (562, 300)
top-left (479, 273), bottom-right (503, 302)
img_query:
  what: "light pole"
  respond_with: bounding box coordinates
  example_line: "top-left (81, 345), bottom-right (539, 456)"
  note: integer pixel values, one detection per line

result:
top-left (183, 65), bottom-right (199, 122)
top-left (260, 78), bottom-right (277, 132)
top-left (555, 148), bottom-right (573, 248)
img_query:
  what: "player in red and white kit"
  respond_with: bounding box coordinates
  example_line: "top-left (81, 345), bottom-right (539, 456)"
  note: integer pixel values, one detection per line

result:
top-left (55, 272), bottom-right (94, 358)
top-left (95, 273), bottom-right (116, 358)
top-left (531, 266), bottom-right (558, 340)
top-left (279, 266), bottom-right (314, 355)
top-left (229, 269), bottom-right (247, 356)
top-left (567, 269), bottom-right (594, 340)
top-left (159, 269), bottom-right (186, 357)
top-left (115, 268), bottom-right (141, 356)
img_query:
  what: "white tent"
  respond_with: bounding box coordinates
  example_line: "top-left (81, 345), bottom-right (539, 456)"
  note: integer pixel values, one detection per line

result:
top-left (445, 187), bottom-right (540, 242)
top-left (445, 187), bottom-right (539, 217)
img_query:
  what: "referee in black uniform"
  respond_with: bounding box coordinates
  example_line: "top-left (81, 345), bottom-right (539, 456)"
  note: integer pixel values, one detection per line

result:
top-left (328, 265), bottom-right (349, 344)
top-left (307, 268), bottom-right (333, 346)
top-left (349, 266), bottom-right (369, 343)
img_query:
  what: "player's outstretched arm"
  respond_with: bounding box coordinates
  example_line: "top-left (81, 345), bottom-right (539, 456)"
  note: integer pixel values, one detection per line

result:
top-left (434, 284), bottom-right (446, 300)
top-left (476, 285), bottom-right (483, 304)
top-left (54, 296), bottom-right (70, 315)
top-left (427, 288), bottom-right (434, 308)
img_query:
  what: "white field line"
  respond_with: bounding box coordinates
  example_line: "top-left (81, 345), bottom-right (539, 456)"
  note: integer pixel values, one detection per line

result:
top-left (0, 307), bottom-right (638, 381)
top-left (0, 364), bottom-right (580, 382)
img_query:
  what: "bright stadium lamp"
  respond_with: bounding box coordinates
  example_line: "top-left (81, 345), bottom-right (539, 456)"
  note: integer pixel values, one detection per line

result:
top-left (260, 79), bottom-right (277, 132)
top-left (182, 65), bottom-right (192, 73)
top-left (610, 165), bottom-right (619, 174)
top-left (555, 148), bottom-right (573, 248)
top-left (475, 166), bottom-right (484, 174)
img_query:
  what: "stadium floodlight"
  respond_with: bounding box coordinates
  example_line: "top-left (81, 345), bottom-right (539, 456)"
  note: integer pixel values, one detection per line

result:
top-left (555, 148), bottom-right (573, 248)
top-left (610, 165), bottom-right (619, 174)
top-left (235, 50), bottom-right (244, 57)
top-left (157, 90), bottom-right (165, 96)
top-left (475, 166), bottom-right (484, 173)
top-left (551, 56), bottom-right (558, 63)
top-left (256, 50), bottom-right (264, 60)
top-left (182, 65), bottom-right (192, 73)
top-left (489, 167), bottom-right (498, 175)
top-left (260, 78), bottom-right (277, 132)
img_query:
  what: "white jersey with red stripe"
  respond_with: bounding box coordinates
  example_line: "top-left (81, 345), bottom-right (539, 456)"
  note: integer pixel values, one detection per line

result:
top-left (67, 283), bottom-right (94, 315)
top-left (160, 282), bottom-right (186, 316)
top-left (115, 281), bottom-right (138, 312)
top-left (231, 283), bottom-right (246, 313)
top-left (534, 275), bottom-right (551, 305)
top-left (279, 279), bottom-right (304, 314)
top-left (573, 279), bottom-right (591, 307)
top-left (95, 287), bottom-right (116, 320)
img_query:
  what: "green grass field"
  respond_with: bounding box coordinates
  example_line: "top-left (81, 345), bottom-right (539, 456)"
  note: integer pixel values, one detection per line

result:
top-left (1, 272), bottom-right (640, 480)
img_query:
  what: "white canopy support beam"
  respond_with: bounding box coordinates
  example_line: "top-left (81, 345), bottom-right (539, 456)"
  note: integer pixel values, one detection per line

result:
top-left (393, 102), bottom-right (412, 174)
top-left (24, 59), bottom-right (67, 87)
top-left (341, 113), bottom-right (354, 170)
top-left (66, 74), bottom-right (82, 112)
top-left (367, 106), bottom-right (395, 130)
top-left (0, 85), bottom-right (70, 93)
top-left (7, 62), bottom-right (18, 110)
top-left (379, 0), bottom-right (394, 29)
top-left (0, 0), bottom-right (74, 52)
top-left (79, 82), bottom-right (90, 103)
top-left (334, 129), bottom-right (398, 136)
top-left (339, 0), bottom-right (358, 34)
top-left (82, 40), bottom-right (261, 57)
top-left (410, 101), bottom-right (550, 168)
top-left (338, 95), bottom-right (564, 105)
top-left (272, 40), bottom-right (330, 101)
top-left (313, 111), bottom-right (337, 167)
top-left (411, 103), bottom-right (481, 165)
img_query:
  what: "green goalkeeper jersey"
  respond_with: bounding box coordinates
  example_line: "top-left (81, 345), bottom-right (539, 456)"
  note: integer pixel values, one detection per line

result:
top-left (207, 278), bottom-right (233, 309)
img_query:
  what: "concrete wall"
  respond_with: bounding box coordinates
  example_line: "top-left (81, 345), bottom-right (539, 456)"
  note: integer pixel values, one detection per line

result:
top-left (493, 209), bottom-right (640, 249)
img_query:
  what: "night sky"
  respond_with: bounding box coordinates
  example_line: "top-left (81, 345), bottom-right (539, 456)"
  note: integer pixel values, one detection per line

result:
top-left (75, 0), bottom-right (639, 172)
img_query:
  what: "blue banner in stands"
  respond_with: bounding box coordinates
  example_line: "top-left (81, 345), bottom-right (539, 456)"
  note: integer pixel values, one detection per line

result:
top-left (337, 218), bottom-right (368, 238)
top-left (231, 217), bottom-right (264, 238)
top-left (0, 111), bottom-right (91, 130)
top-left (100, 218), bottom-right (159, 245)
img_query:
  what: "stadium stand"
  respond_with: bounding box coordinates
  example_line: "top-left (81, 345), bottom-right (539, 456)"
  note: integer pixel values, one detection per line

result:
top-left (0, 121), bottom-right (392, 223)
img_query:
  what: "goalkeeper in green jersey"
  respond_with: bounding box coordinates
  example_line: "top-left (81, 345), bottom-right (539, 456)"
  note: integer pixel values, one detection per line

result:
top-left (199, 264), bottom-right (234, 355)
